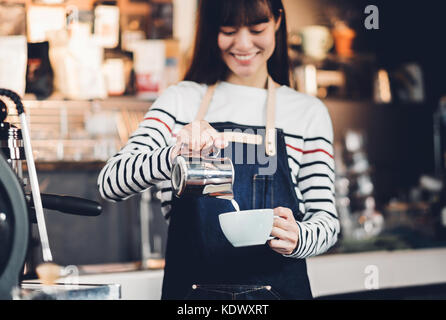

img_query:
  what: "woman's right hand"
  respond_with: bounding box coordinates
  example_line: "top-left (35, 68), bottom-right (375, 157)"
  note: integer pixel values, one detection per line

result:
top-left (170, 120), bottom-right (228, 161)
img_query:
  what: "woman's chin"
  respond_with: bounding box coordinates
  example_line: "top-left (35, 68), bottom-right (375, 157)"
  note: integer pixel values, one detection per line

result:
top-left (228, 67), bottom-right (260, 79)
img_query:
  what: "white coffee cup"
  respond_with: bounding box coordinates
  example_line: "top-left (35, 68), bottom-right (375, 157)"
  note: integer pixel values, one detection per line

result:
top-left (218, 209), bottom-right (277, 247)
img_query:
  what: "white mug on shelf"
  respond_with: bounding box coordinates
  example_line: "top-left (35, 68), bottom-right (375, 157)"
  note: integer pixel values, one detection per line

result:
top-left (300, 25), bottom-right (333, 60)
top-left (0, 36), bottom-right (27, 97)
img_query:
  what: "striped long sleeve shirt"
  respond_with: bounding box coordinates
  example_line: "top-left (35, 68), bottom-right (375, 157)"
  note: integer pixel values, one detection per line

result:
top-left (97, 81), bottom-right (340, 259)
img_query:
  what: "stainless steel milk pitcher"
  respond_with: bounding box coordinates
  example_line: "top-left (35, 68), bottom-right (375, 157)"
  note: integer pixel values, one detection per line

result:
top-left (171, 151), bottom-right (234, 200)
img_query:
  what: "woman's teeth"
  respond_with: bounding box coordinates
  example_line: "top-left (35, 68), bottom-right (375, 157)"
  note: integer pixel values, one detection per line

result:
top-left (233, 53), bottom-right (257, 61)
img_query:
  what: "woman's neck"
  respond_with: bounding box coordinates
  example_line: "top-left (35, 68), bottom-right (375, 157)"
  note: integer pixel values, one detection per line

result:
top-left (225, 68), bottom-right (269, 89)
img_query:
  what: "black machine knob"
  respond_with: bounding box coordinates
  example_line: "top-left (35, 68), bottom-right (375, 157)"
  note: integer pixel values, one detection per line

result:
top-left (0, 100), bottom-right (7, 123)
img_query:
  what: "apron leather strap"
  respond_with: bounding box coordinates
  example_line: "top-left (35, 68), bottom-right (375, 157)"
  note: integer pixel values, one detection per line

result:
top-left (194, 76), bottom-right (276, 155)
top-left (265, 76), bottom-right (276, 156)
top-left (195, 83), bottom-right (218, 122)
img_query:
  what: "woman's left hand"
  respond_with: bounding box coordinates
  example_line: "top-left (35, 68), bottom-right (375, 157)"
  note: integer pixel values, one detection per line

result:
top-left (268, 207), bottom-right (299, 255)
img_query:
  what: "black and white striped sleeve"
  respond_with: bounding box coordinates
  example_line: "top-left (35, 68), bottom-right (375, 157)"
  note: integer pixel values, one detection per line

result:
top-left (285, 102), bottom-right (340, 259)
top-left (97, 86), bottom-right (179, 202)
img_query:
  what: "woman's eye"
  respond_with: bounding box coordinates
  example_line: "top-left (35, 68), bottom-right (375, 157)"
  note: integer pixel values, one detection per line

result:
top-left (250, 22), bottom-right (268, 34)
top-left (220, 29), bottom-right (236, 36)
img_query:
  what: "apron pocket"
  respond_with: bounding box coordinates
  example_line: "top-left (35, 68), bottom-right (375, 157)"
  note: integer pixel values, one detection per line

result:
top-left (252, 174), bottom-right (274, 209)
top-left (184, 284), bottom-right (281, 300)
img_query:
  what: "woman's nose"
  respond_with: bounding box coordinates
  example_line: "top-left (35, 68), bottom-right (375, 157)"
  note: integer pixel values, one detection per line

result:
top-left (233, 28), bottom-right (254, 50)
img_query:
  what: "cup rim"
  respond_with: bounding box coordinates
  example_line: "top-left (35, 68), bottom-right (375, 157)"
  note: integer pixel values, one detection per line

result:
top-left (219, 208), bottom-right (273, 218)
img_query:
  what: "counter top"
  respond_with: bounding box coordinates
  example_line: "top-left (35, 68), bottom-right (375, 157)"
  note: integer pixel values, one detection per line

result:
top-left (62, 247), bottom-right (446, 299)
top-left (306, 247), bottom-right (446, 297)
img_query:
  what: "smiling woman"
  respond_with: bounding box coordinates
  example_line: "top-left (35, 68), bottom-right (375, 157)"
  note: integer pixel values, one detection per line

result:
top-left (184, 0), bottom-right (291, 86)
top-left (98, 0), bottom-right (339, 301)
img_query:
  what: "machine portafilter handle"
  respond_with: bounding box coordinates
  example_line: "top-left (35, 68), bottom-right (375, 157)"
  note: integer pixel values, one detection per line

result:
top-left (0, 88), bottom-right (53, 262)
top-left (27, 193), bottom-right (103, 217)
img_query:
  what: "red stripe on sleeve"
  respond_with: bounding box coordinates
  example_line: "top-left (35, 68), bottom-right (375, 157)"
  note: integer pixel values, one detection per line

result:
top-left (286, 144), bottom-right (304, 153)
top-left (143, 117), bottom-right (172, 133)
top-left (286, 144), bottom-right (333, 159)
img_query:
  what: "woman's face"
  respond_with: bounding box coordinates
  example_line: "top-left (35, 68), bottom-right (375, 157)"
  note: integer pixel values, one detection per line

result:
top-left (218, 16), bottom-right (281, 81)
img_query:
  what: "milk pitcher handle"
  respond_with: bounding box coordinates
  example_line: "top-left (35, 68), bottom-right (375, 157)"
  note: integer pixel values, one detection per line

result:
top-left (209, 145), bottom-right (221, 158)
top-left (178, 143), bottom-right (221, 158)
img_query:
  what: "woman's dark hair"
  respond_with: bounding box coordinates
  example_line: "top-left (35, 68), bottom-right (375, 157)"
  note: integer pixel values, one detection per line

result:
top-left (184, 0), bottom-right (291, 86)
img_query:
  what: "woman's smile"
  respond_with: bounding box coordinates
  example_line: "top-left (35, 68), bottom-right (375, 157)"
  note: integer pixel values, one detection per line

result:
top-left (218, 17), bottom-right (281, 87)
top-left (230, 52), bottom-right (260, 64)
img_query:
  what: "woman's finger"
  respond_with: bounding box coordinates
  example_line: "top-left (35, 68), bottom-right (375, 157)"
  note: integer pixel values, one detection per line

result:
top-left (272, 224), bottom-right (298, 243)
top-left (189, 121), bottom-right (213, 151)
top-left (177, 129), bottom-right (190, 145)
top-left (274, 207), bottom-right (294, 221)
top-left (175, 121), bottom-right (223, 155)
top-left (202, 129), bottom-right (217, 151)
top-left (186, 121), bottom-right (202, 151)
top-left (269, 226), bottom-right (288, 240)
top-left (172, 131), bottom-right (191, 157)
top-left (204, 125), bottom-right (227, 150)
top-left (273, 216), bottom-right (291, 231)
top-left (214, 134), bottom-right (229, 149)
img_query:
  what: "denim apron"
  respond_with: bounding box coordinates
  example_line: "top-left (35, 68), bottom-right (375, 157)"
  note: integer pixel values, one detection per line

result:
top-left (161, 78), bottom-right (312, 300)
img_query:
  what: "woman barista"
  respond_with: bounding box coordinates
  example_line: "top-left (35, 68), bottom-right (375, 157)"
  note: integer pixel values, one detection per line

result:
top-left (98, 0), bottom-right (339, 300)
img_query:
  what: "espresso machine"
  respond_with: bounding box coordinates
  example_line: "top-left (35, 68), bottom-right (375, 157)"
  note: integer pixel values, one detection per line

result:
top-left (0, 89), bottom-right (119, 300)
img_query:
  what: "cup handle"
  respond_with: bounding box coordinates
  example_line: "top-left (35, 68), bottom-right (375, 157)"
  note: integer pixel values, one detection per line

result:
top-left (268, 216), bottom-right (282, 241)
